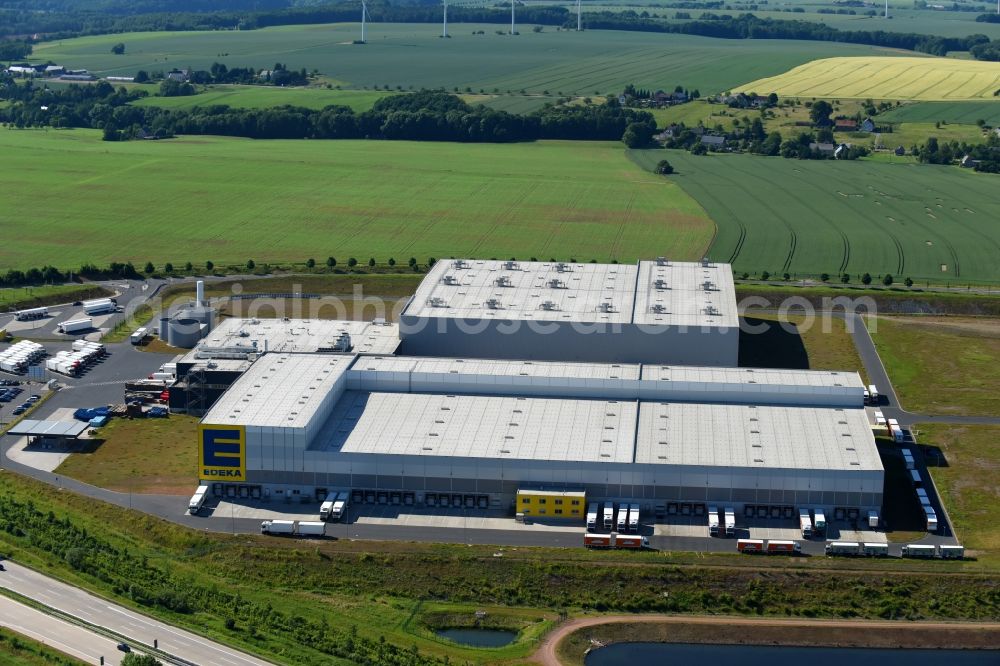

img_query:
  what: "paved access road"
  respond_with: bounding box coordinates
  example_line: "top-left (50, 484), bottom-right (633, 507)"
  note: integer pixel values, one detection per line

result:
top-left (0, 561), bottom-right (273, 666)
top-left (0, 594), bottom-right (128, 665)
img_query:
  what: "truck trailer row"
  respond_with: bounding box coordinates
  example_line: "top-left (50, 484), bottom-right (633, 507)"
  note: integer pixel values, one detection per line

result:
top-left (586, 502), bottom-right (641, 534)
top-left (583, 532), bottom-right (649, 549)
top-left (0, 341), bottom-right (45, 374)
top-left (260, 520), bottom-right (327, 537)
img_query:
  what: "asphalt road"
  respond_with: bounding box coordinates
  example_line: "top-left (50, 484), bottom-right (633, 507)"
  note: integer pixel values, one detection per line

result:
top-left (0, 594), bottom-right (128, 665)
top-left (0, 561), bottom-right (273, 666)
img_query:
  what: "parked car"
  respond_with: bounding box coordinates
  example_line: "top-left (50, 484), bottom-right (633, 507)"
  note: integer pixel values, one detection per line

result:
top-left (116, 643), bottom-right (130, 653)
top-left (12, 407), bottom-right (26, 415)
top-left (26, 395), bottom-right (40, 402)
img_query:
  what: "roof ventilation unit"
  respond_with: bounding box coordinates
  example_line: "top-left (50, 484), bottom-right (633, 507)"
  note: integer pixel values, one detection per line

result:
top-left (539, 300), bottom-right (559, 311)
top-left (701, 257), bottom-right (711, 267)
top-left (596, 302), bottom-right (616, 313)
top-left (485, 298), bottom-right (503, 310)
top-left (653, 279), bottom-right (669, 290)
top-left (441, 274), bottom-right (460, 285)
top-left (656, 256), bottom-right (669, 266)
top-left (703, 305), bottom-right (720, 317)
top-left (503, 260), bottom-right (520, 271)
top-left (702, 281), bottom-right (716, 291)
top-left (555, 262), bottom-right (571, 273)
top-left (495, 275), bottom-right (513, 288)
top-left (330, 332), bottom-right (352, 352)
top-left (649, 303), bottom-right (668, 314)
top-left (427, 297), bottom-right (449, 308)
top-left (452, 259), bottom-right (469, 269)
top-left (547, 278), bottom-right (566, 289)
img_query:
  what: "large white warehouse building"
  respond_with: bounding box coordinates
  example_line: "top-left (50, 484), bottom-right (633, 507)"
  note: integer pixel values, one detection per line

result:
top-left (194, 258), bottom-right (883, 517)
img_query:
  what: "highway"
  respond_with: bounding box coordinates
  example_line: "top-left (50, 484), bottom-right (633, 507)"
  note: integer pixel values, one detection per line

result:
top-left (0, 561), bottom-right (273, 666)
top-left (0, 594), bottom-right (127, 665)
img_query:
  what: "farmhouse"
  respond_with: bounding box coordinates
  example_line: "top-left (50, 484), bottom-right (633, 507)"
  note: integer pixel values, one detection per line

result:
top-left (809, 142), bottom-right (836, 157)
top-left (861, 118), bottom-right (876, 133)
top-left (834, 119), bottom-right (857, 131)
top-left (167, 68), bottom-right (191, 82)
top-left (700, 135), bottom-right (727, 149)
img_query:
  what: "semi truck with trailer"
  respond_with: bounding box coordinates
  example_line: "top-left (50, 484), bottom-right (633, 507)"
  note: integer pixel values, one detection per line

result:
top-left (14, 307), bottom-right (48, 321)
top-left (868, 384), bottom-right (879, 404)
top-left (826, 541), bottom-right (861, 556)
top-left (861, 542), bottom-right (889, 557)
top-left (330, 492), bottom-right (348, 521)
top-left (82, 298), bottom-right (116, 316)
top-left (799, 508), bottom-right (813, 538)
top-left (582, 533), bottom-right (649, 550)
top-left (319, 499), bottom-right (335, 521)
top-left (616, 503), bottom-right (627, 533)
top-left (812, 509), bottom-right (827, 536)
top-left (628, 503), bottom-right (639, 533)
top-left (724, 507), bottom-right (735, 537)
top-left (888, 418), bottom-right (904, 443)
top-left (924, 506), bottom-right (938, 532)
top-left (260, 520), bottom-right (326, 537)
top-left (603, 502), bottom-right (614, 530)
top-left (188, 485), bottom-right (209, 514)
top-left (737, 539), bottom-right (764, 553)
top-left (766, 540), bottom-right (801, 555)
top-left (58, 318), bottom-right (92, 334)
top-left (708, 505), bottom-right (719, 536)
top-left (130, 328), bottom-right (148, 345)
top-left (587, 503), bottom-right (598, 531)
top-left (901, 544), bottom-right (937, 559)
top-left (938, 545), bottom-right (965, 559)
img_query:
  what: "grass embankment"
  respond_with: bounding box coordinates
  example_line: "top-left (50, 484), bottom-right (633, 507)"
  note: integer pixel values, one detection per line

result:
top-left (54, 415), bottom-right (199, 495)
top-left (740, 313), bottom-right (866, 379)
top-left (737, 284), bottom-right (1000, 316)
top-left (0, 628), bottom-right (85, 666)
top-left (0, 471), bottom-right (997, 666)
top-left (738, 56), bottom-right (1000, 100)
top-left (629, 148), bottom-right (1000, 283)
top-left (556, 617), bottom-right (1000, 666)
top-left (919, 424), bottom-right (1000, 566)
top-left (0, 131), bottom-right (712, 272)
top-left (868, 316), bottom-right (1000, 415)
top-left (0, 285), bottom-right (111, 312)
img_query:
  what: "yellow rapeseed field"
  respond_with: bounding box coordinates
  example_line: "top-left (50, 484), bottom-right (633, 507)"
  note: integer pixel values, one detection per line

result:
top-left (738, 56), bottom-right (1000, 100)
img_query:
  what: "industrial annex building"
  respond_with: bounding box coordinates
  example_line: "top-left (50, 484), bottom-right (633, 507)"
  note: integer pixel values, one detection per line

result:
top-left (189, 259), bottom-right (884, 517)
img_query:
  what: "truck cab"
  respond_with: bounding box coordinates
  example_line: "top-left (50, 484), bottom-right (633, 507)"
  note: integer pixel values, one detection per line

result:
top-left (319, 500), bottom-right (335, 521)
top-left (708, 505), bottom-right (719, 536)
top-left (603, 502), bottom-right (614, 530)
top-left (723, 507), bottom-right (735, 537)
top-left (799, 508), bottom-right (813, 538)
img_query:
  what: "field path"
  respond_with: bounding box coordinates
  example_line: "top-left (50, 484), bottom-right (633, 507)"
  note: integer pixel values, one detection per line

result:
top-left (533, 614), bottom-right (1000, 666)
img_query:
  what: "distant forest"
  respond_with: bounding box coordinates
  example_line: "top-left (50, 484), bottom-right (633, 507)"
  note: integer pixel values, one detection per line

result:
top-left (2, 0), bottom-right (1000, 62)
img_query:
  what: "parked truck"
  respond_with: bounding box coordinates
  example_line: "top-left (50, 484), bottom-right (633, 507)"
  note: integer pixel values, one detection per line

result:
top-left (938, 545), bottom-right (965, 559)
top-left (130, 327), bottom-right (148, 345)
top-left (603, 502), bottom-right (614, 530)
top-left (901, 544), bottom-right (937, 559)
top-left (330, 492), bottom-right (348, 521)
top-left (813, 509), bottom-right (827, 536)
top-left (766, 540), bottom-right (801, 555)
top-left (15, 307), bottom-right (48, 322)
top-left (867, 510), bottom-right (880, 529)
top-left (58, 318), bottom-right (92, 334)
top-left (615, 534), bottom-right (648, 550)
top-left (583, 533), bottom-right (613, 549)
top-left (737, 539), bottom-right (765, 553)
top-left (260, 520), bottom-right (326, 537)
top-left (724, 507), bottom-right (735, 537)
top-left (628, 503), bottom-right (639, 533)
top-left (799, 508), bottom-right (813, 538)
top-left (319, 499), bottom-right (335, 521)
top-left (888, 418), bottom-right (904, 443)
top-left (826, 541), bottom-right (861, 556)
top-left (924, 506), bottom-right (938, 532)
top-left (708, 505), bottom-right (719, 536)
top-left (82, 298), bottom-right (116, 316)
top-left (868, 384), bottom-right (879, 404)
top-left (188, 485), bottom-right (209, 514)
top-left (861, 542), bottom-right (889, 557)
top-left (586, 502), bottom-right (598, 531)
top-left (616, 503), bottom-right (628, 533)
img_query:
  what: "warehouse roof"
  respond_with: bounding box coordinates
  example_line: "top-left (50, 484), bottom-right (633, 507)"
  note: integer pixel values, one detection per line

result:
top-left (202, 354), bottom-right (352, 428)
top-left (635, 402), bottom-right (881, 470)
top-left (351, 355), bottom-right (642, 381)
top-left (640, 365), bottom-right (864, 389)
top-left (633, 259), bottom-right (738, 328)
top-left (316, 391), bottom-right (638, 463)
top-left (403, 258), bottom-right (739, 329)
top-left (179, 318), bottom-right (400, 371)
top-left (404, 259), bottom-right (639, 324)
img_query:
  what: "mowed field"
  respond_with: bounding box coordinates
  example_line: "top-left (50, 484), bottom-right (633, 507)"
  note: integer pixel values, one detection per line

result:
top-left (0, 130), bottom-right (713, 271)
top-left (878, 100), bottom-right (1000, 126)
top-left (132, 85), bottom-right (392, 111)
top-left (628, 149), bottom-right (1000, 282)
top-left (33, 23), bottom-right (908, 96)
top-left (739, 56), bottom-right (1000, 100)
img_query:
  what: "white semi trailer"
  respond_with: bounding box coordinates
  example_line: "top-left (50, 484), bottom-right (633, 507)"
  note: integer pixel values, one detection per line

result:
top-left (82, 298), bottom-right (116, 316)
top-left (58, 318), bottom-right (92, 334)
top-left (724, 507), bottom-right (735, 537)
top-left (260, 520), bottom-right (327, 537)
top-left (188, 485), bottom-right (209, 514)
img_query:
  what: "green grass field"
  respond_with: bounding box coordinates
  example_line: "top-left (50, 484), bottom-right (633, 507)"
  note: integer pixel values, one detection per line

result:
top-left (868, 316), bottom-right (1000, 416)
top-left (132, 84), bottom-right (392, 111)
top-left (739, 56), bottom-right (1000, 100)
top-left (0, 130), bottom-right (713, 271)
top-left (33, 23), bottom-right (908, 96)
top-left (879, 100), bottom-right (1000, 126)
top-left (920, 424), bottom-right (1000, 565)
top-left (629, 149), bottom-right (1000, 282)
top-left (0, 285), bottom-right (110, 312)
top-left (0, 628), bottom-right (84, 666)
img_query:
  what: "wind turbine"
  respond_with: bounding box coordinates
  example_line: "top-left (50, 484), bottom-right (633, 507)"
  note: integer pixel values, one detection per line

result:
top-left (442, 0), bottom-right (449, 38)
top-left (576, 0), bottom-right (582, 31)
top-left (511, 0), bottom-right (516, 34)
top-left (884, 0), bottom-right (888, 18)
top-left (360, 0), bottom-right (368, 44)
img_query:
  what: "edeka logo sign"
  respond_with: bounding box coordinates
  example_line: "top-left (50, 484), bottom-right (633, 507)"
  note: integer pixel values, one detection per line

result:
top-left (199, 425), bottom-right (246, 481)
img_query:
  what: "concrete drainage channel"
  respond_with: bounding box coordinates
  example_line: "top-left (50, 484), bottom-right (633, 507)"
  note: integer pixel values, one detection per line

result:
top-left (0, 584), bottom-right (195, 666)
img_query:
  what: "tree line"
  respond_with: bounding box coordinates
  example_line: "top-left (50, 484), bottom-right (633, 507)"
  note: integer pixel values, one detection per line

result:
top-left (916, 134), bottom-right (1000, 172)
top-left (0, 84), bottom-right (655, 144)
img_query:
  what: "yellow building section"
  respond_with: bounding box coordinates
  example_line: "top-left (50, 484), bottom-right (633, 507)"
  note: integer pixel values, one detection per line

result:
top-left (517, 489), bottom-right (585, 519)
